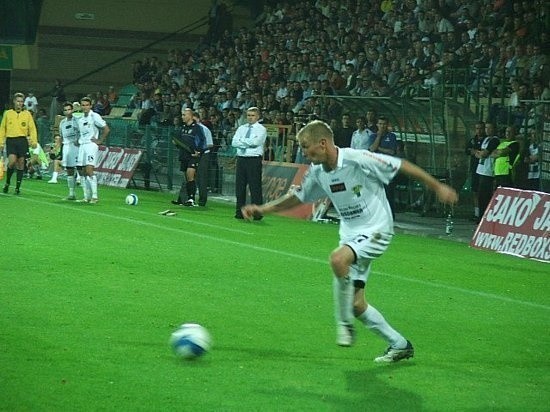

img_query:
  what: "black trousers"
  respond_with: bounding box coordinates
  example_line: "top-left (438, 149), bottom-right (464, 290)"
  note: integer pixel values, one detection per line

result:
top-left (197, 152), bottom-right (210, 206)
top-left (384, 181), bottom-right (396, 219)
top-left (235, 156), bottom-right (263, 214)
top-left (478, 175), bottom-right (495, 218)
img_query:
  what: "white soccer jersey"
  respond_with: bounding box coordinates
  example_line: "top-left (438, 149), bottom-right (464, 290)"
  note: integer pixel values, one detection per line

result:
top-left (296, 148), bottom-right (401, 240)
top-left (77, 111), bottom-right (106, 144)
top-left (59, 117), bottom-right (80, 145)
top-left (527, 143), bottom-right (540, 180)
top-left (476, 136), bottom-right (497, 177)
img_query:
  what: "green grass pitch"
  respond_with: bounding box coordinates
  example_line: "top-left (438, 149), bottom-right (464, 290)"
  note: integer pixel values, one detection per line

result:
top-left (1, 179), bottom-right (549, 411)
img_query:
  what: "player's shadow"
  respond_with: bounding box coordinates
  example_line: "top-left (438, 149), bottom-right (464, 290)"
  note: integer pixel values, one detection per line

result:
top-left (344, 366), bottom-right (423, 411)
top-left (251, 365), bottom-right (422, 411)
top-left (216, 345), bottom-right (423, 410)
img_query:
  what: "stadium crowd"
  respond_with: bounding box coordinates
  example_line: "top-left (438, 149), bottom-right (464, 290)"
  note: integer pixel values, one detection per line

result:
top-left (9, 0), bottom-right (547, 203)
top-left (123, 0), bottom-right (547, 212)
top-left (123, 0), bottom-right (546, 138)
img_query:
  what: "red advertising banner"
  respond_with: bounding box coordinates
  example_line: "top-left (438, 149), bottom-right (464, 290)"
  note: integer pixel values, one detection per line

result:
top-left (95, 146), bottom-right (143, 188)
top-left (262, 161), bottom-right (313, 219)
top-left (471, 187), bottom-right (550, 262)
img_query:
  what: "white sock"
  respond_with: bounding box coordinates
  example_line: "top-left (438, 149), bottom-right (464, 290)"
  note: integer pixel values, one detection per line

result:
top-left (67, 176), bottom-right (75, 196)
top-left (82, 177), bottom-right (90, 199)
top-left (333, 274), bottom-right (354, 326)
top-left (89, 175), bottom-right (98, 198)
top-left (51, 171), bottom-right (58, 181)
top-left (85, 176), bottom-right (92, 198)
top-left (357, 305), bottom-right (407, 349)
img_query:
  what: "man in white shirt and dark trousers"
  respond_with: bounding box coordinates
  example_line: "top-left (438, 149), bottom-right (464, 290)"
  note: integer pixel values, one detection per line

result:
top-left (474, 122), bottom-right (500, 221)
top-left (231, 107), bottom-right (267, 219)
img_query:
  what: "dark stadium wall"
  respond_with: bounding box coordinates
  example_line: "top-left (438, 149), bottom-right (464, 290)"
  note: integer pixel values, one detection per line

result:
top-left (9, 0), bottom-right (216, 100)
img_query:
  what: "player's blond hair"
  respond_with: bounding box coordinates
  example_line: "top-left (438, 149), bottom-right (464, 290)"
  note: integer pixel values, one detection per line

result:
top-left (296, 120), bottom-right (334, 144)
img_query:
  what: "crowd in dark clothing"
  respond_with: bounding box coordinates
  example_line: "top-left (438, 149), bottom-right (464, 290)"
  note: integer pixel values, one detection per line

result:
top-left (126, 0), bottom-right (546, 154)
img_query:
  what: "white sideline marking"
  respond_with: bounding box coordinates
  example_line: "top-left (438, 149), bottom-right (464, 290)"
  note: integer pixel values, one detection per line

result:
top-left (16, 189), bottom-right (550, 312)
top-left (115, 207), bottom-right (255, 235)
top-left (18, 188), bottom-right (254, 236)
top-left (376, 271), bottom-right (550, 311)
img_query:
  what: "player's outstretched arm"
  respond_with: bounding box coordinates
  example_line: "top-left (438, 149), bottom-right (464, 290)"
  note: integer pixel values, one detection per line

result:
top-left (241, 193), bottom-right (303, 220)
top-left (399, 159), bottom-right (459, 205)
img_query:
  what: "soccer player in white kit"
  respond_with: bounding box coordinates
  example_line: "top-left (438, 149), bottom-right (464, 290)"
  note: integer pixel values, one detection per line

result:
top-left (242, 120), bottom-right (458, 363)
top-left (76, 97), bottom-right (110, 203)
top-left (59, 102), bottom-right (80, 200)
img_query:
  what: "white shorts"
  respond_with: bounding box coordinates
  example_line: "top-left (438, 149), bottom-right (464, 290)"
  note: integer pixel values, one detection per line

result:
top-left (341, 232), bottom-right (393, 285)
top-left (62, 143), bottom-right (79, 168)
top-left (77, 142), bottom-right (99, 167)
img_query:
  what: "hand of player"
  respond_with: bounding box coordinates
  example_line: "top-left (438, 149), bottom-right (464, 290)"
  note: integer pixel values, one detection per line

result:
top-left (436, 184), bottom-right (458, 205)
top-left (241, 204), bottom-right (263, 220)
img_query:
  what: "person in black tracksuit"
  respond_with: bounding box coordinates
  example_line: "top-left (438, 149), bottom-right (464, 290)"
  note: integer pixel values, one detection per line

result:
top-left (171, 108), bottom-right (206, 207)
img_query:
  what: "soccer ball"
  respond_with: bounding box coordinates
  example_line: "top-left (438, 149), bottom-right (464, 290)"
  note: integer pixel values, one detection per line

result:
top-left (170, 323), bottom-right (212, 360)
top-left (125, 193), bottom-right (138, 205)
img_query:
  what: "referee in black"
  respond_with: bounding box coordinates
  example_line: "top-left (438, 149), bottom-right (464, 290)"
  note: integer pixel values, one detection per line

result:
top-left (231, 107), bottom-right (267, 219)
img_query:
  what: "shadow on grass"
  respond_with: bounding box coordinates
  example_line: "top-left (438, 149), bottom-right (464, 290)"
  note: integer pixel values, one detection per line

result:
top-left (246, 364), bottom-right (423, 411)
top-left (213, 345), bottom-right (423, 410)
top-left (344, 365), bottom-right (423, 411)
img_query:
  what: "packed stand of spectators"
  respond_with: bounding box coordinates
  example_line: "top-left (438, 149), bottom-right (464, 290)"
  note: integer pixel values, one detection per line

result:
top-left (124, 0), bottom-right (547, 159)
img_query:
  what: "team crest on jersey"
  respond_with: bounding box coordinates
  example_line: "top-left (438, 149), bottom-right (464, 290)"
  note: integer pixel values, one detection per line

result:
top-left (21, 121), bottom-right (26, 127)
top-left (352, 185), bottom-right (362, 197)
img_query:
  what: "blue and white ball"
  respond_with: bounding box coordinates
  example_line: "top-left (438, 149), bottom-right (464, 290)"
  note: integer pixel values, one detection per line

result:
top-left (170, 323), bottom-right (212, 360)
top-left (125, 193), bottom-right (139, 205)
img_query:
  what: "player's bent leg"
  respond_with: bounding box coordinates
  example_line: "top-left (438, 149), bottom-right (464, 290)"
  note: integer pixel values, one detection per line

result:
top-left (330, 246), bottom-right (356, 346)
top-left (352, 285), bottom-right (368, 317)
top-left (334, 275), bottom-right (355, 346)
top-left (329, 245), bottom-right (355, 278)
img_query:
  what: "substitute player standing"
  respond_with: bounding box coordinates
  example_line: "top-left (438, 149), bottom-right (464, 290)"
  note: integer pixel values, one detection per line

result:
top-left (76, 96), bottom-right (109, 203)
top-left (242, 120), bottom-right (458, 362)
top-left (171, 108), bottom-right (206, 207)
top-left (59, 102), bottom-right (81, 200)
top-left (0, 92), bottom-right (38, 195)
